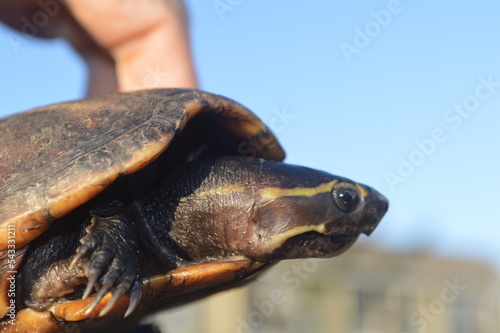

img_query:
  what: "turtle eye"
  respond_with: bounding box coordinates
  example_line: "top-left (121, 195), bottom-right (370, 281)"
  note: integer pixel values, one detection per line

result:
top-left (333, 183), bottom-right (360, 213)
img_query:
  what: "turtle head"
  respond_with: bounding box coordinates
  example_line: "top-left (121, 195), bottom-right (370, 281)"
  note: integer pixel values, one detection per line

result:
top-left (237, 164), bottom-right (389, 261)
top-left (169, 157), bottom-right (388, 263)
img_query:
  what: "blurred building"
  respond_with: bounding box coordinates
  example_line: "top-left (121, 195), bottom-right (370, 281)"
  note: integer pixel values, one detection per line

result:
top-left (153, 246), bottom-right (500, 333)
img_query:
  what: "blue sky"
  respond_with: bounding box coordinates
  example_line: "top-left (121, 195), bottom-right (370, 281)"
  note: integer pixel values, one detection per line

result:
top-left (1, 1), bottom-right (499, 267)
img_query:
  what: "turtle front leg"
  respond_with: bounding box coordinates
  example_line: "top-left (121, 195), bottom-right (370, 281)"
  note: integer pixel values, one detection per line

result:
top-left (69, 200), bottom-right (142, 317)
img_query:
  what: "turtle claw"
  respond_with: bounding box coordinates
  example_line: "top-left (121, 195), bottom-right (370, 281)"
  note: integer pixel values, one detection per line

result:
top-left (125, 278), bottom-right (143, 318)
top-left (84, 294), bottom-right (102, 316)
top-left (84, 276), bottom-right (143, 317)
top-left (72, 206), bottom-right (142, 317)
top-left (70, 221), bottom-right (98, 271)
top-left (82, 269), bottom-right (100, 300)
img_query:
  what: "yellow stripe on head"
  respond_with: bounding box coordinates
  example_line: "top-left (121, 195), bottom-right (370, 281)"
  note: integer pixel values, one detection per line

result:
top-left (355, 184), bottom-right (369, 198)
top-left (265, 224), bottom-right (327, 251)
top-left (259, 180), bottom-right (338, 200)
top-left (196, 184), bottom-right (246, 198)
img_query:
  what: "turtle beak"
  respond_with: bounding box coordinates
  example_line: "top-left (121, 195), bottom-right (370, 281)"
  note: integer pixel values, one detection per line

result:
top-left (357, 185), bottom-right (389, 236)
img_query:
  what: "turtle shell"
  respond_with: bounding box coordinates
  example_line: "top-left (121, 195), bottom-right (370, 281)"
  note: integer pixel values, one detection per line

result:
top-left (0, 89), bottom-right (285, 331)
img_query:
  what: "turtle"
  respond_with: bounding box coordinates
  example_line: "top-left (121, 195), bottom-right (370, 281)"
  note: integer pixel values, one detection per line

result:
top-left (0, 89), bottom-right (388, 333)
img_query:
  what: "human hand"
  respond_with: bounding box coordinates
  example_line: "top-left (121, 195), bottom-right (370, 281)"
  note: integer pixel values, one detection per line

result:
top-left (0, 0), bottom-right (198, 95)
